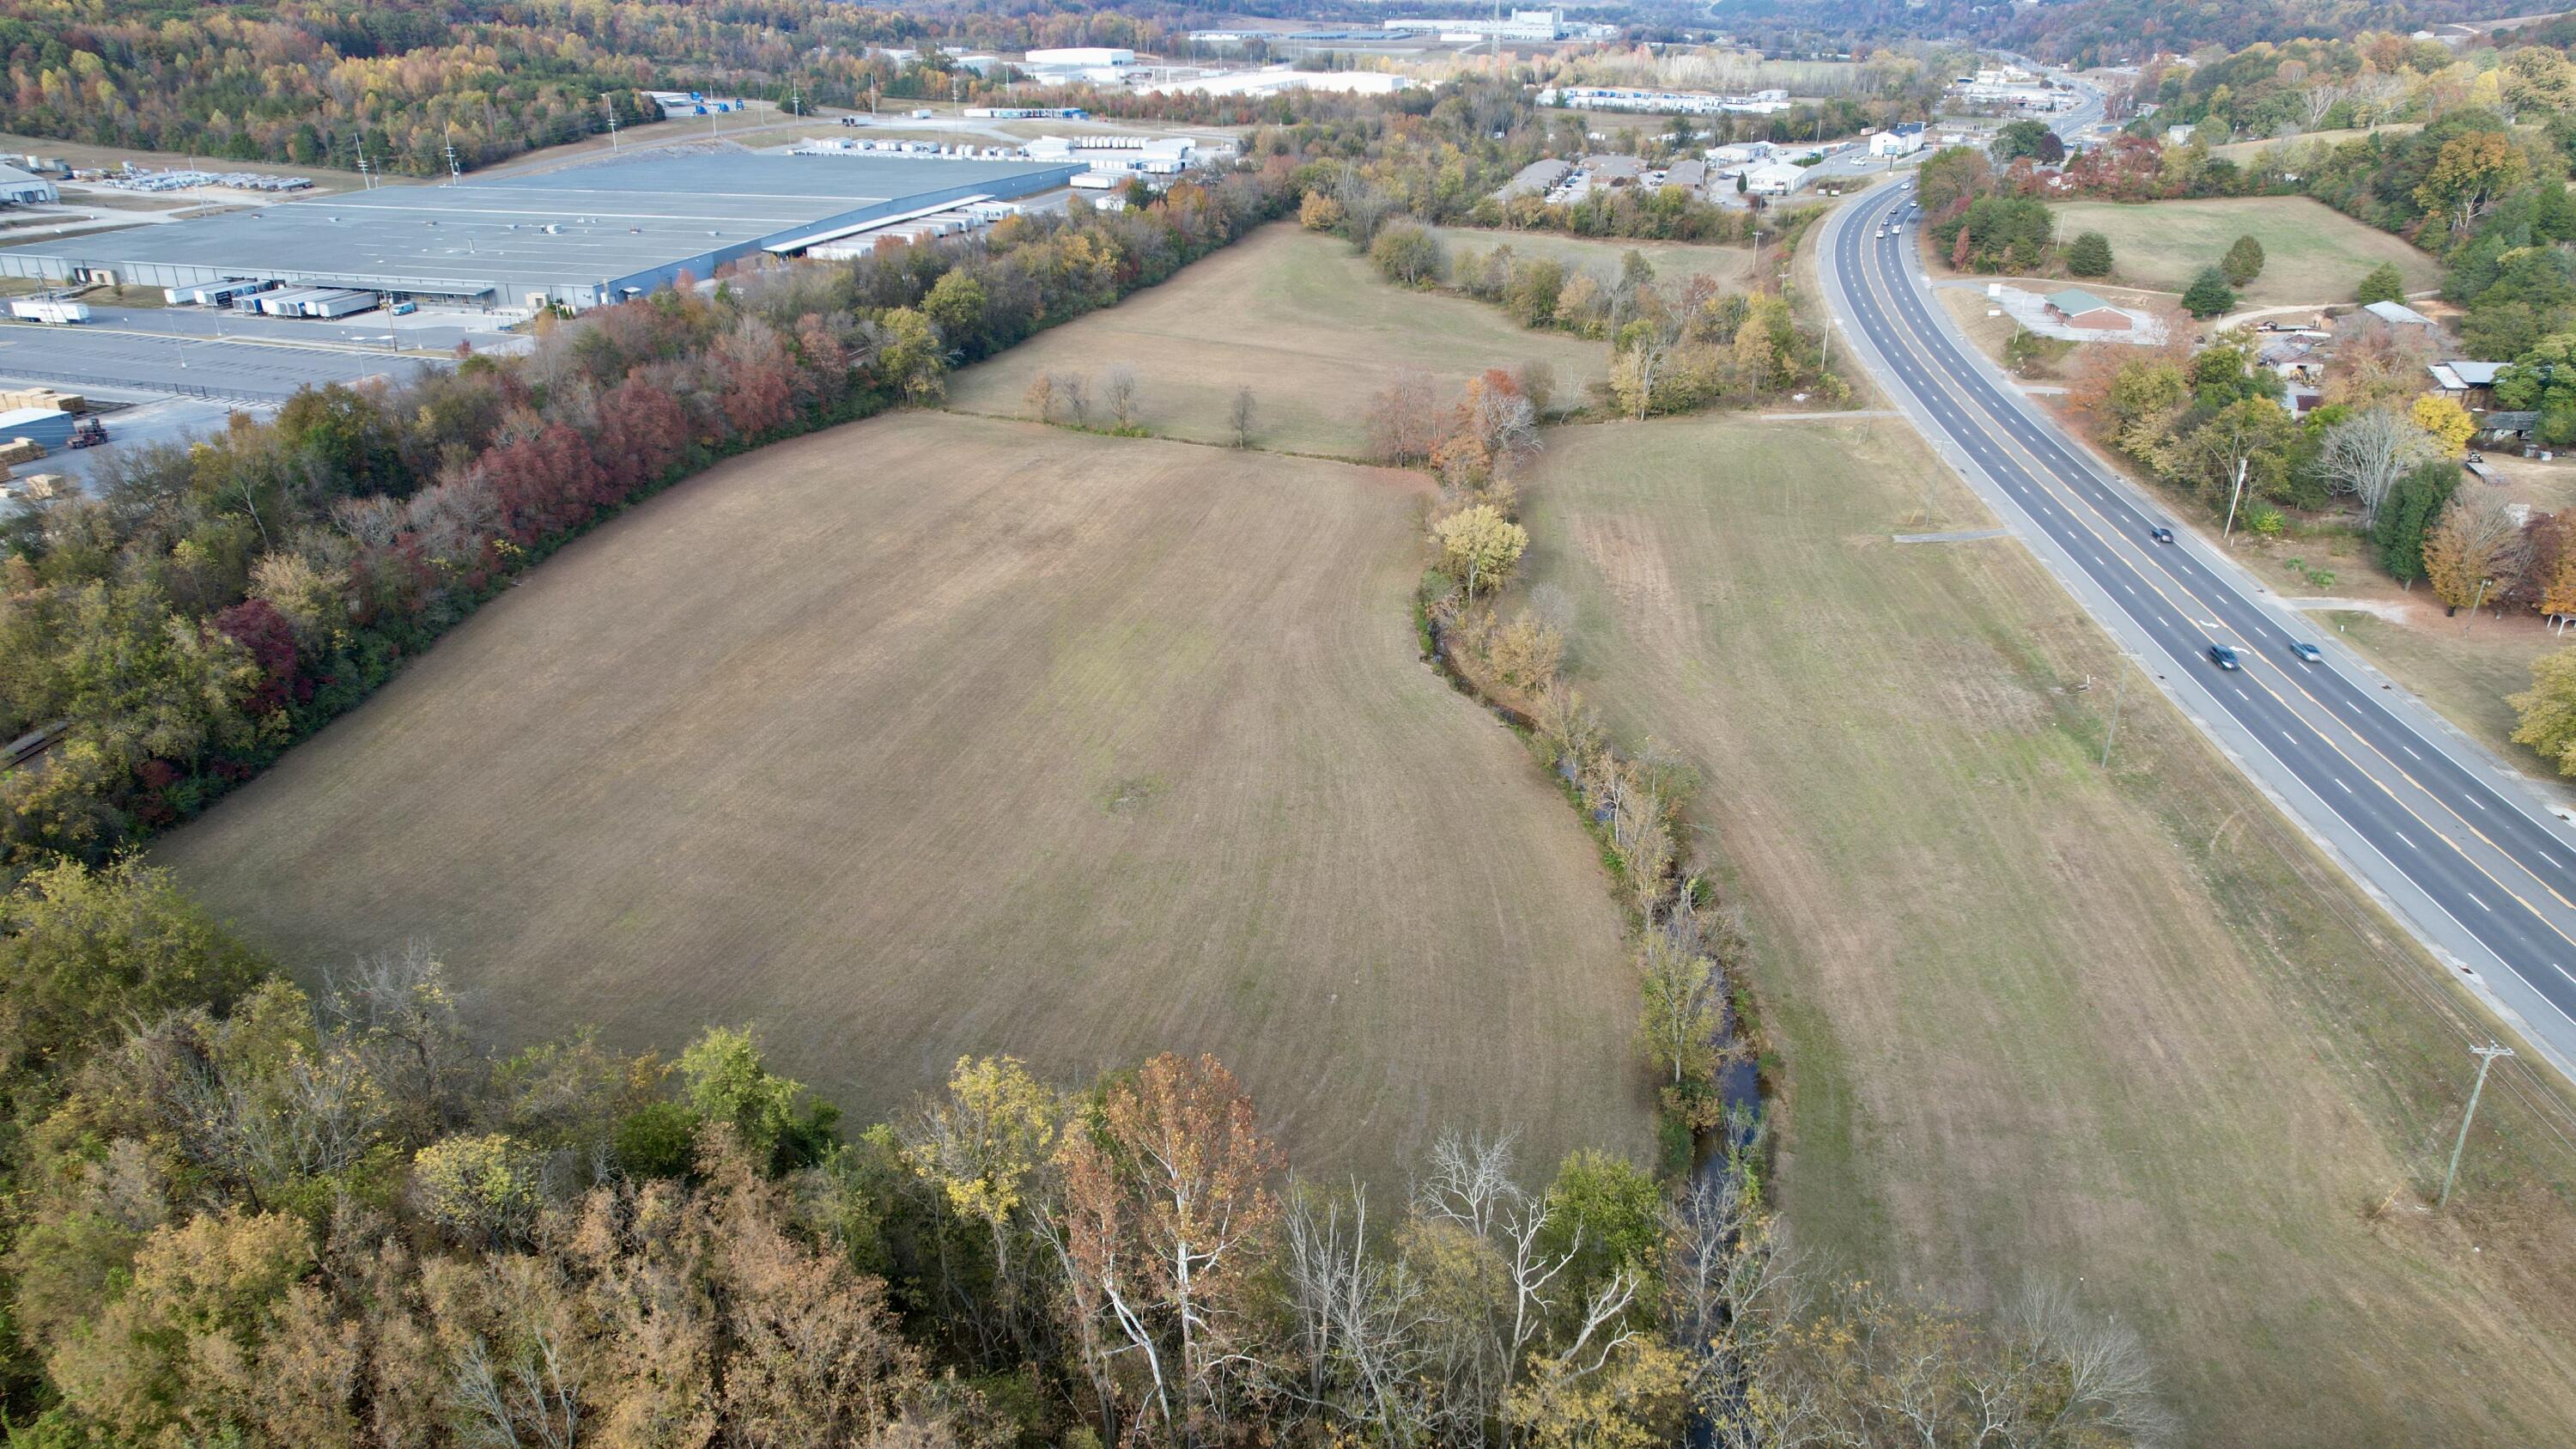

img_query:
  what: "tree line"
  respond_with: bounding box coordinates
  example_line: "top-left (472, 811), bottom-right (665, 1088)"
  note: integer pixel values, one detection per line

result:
top-left (0, 856), bottom-right (2175, 1445)
top-left (1, 0), bottom-right (1199, 173)
top-left (0, 158), bottom-right (1299, 874)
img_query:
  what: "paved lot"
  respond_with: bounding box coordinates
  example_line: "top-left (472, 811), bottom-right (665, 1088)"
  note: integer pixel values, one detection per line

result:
top-left (78, 303), bottom-right (521, 355)
top-left (0, 323), bottom-right (437, 402)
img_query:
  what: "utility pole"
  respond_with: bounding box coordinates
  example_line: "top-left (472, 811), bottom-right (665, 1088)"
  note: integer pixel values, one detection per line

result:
top-left (603, 94), bottom-right (620, 148)
top-left (442, 129), bottom-right (462, 184)
top-left (2464, 576), bottom-right (2494, 633)
top-left (2221, 455), bottom-right (2248, 539)
top-left (2440, 1041), bottom-right (2515, 1208)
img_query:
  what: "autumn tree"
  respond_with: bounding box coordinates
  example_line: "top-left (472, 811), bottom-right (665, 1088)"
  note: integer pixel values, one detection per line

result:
top-left (901, 1055), bottom-right (1062, 1361)
top-left (2512, 648), bottom-right (2576, 774)
top-left (2411, 393), bottom-right (2476, 454)
top-left (2416, 131), bottom-right (2529, 235)
top-left (1367, 368), bottom-right (1447, 466)
top-left (1436, 505), bottom-right (1531, 606)
top-left (1635, 938), bottom-right (1721, 1095)
top-left (1049, 1053), bottom-right (1282, 1445)
top-left (1371, 222), bottom-right (1447, 288)
top-left (2424, 492), bottom-right (2531, 609)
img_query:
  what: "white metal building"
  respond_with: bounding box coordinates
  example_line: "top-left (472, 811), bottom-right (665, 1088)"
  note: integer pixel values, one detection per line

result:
top-left (0, 164), bottom-right (58, 205)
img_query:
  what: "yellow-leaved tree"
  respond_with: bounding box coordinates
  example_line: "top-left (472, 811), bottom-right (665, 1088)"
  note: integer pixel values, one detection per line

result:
top-left (2513, 648), bottom-right (2576, 775)
top-left (1437, 504), bottom-right (1530, 606)
top-left (2421, 493), bottom-right (2526, 608)
top-left (2410, 393), bottom-right (2476, 453)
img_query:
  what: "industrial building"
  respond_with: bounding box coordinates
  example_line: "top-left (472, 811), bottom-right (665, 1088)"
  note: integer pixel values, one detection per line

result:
top-left (0, 152), bottom-right (1082, 314)
top-left (0, 164), bottom-right (58, 205)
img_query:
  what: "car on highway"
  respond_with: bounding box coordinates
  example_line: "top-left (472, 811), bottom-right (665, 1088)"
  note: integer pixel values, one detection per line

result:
top-left (2148, 525), bottom-right (2175, 544)
top-left (2290, 642), bottom-right (2324, 665)
top-left (2208, 643), bottom-right (2242, 671)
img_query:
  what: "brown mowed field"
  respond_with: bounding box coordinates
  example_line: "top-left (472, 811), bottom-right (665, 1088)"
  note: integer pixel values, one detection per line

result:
top-left (945, 223), bottom-right (1611, 455)
top-left (1520, 413), bottom-right (2576, 1445)
top-left (158, 411), bottom-right (1649, 1182)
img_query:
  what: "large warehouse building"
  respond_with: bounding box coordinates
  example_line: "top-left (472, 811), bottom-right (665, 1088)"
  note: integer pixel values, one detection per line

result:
top-left (0, 151), bottom-right (1081, 313)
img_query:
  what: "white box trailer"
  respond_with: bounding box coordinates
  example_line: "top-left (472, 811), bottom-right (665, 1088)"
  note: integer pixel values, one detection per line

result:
top-left (304, 289), bottom-right (378, 319)
top-left (1069, 172), bottom-right (1121, 190)
top-left (9, 299), bottom-right (89, 324)
top-left (257, 288), bottom-right (321, 315)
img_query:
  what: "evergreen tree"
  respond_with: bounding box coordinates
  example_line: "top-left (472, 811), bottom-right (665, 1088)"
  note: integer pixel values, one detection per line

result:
top-left (2356, 262), bottom-right (2408, 307)
top-left (2373, 460), bottom-right (2458, 586)
top-left (2222, 234), bottom-right (2266, 287)
top-left (2182, 266), bottom-right (2238, 318)
top-left (2066, 231), bottom-right (2113, 277)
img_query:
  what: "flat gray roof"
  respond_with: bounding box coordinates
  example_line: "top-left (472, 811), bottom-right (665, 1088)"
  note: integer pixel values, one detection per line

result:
top-left (0, 151), bottom-right (1078, 302)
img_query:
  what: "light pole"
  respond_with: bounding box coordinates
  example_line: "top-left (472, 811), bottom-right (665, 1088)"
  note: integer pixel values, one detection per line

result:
top-left (2439, 1041), bottom-right (2515, 1208)
top-left (2464, 576), bottom-right (2493, 633)
top-left (2221, 455), bottom-right (2249, 540)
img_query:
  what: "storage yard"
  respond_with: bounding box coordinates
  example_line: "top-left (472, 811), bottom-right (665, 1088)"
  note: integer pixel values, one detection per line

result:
top-left (0, 151), bottom-right (1082, 313)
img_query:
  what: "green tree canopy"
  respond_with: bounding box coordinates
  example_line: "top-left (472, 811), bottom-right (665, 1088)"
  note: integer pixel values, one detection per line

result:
top-left (2066, 230), bottom-right (2113, 278)
top-left (2182, 266), bottom-right (2239, 318)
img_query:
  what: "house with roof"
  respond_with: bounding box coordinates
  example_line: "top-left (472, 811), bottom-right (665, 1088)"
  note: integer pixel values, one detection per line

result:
top-left (2427, 359), bottom-right (2505, 408)
top-left (2044, 288), bottom-right (2128, 330)
top-left (2360, 299), bottom-right (2439, 331)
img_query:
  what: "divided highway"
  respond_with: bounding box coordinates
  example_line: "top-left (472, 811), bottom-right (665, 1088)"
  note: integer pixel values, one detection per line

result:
top-left (1816, 177), bottom-right (2576, 1080)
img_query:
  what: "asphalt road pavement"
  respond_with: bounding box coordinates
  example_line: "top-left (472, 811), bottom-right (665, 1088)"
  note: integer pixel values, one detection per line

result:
top-left (1818, 175), bottom-right (2576, 1081)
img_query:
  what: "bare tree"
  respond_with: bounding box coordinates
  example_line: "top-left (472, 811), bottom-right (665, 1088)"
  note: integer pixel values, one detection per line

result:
top-left (1103, 366), bottom-right (1140, 430)
top-left (1024, 371), bottom-right (1058, 423)
top-left (2315, 406), bottom-right (2444, 526)
top-left (1056, 372), bottom-right (1091, 427)
top-left (1228, 386), bottom-right (1257, 449)
top-left (1281, 1183), bottom-right (1445, 1445)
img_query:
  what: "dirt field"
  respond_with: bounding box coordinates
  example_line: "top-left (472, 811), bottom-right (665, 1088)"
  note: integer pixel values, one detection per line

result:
top-left (157, 412), bottom-right (1649, 1183)
top-left (1518, 412), bottom-right (2576, 1444)
top-left (945, 223), bottom-right (1610, 454)
top-left (2047, 196), bottom-right (2443, 306)
top-left (1429, 225), bottom-right (1758, 294)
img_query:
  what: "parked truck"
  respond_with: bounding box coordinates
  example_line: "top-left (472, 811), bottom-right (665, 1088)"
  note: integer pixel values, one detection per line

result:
top-left (65, 417), bottom-right (106, 449)
top-left (9, 299), bottom-right (89, 325)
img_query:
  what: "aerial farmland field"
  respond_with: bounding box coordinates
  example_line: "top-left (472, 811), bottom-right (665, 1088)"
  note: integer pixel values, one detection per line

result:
top-left (944, 223), bottom-right (1612, 454)
top-left (157, 411), bottom-right (1649, 1182)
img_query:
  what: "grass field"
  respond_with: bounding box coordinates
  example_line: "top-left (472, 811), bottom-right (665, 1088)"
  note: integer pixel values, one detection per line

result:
top-left (2211, 122), bottom-right (2424, 161)
top-left (1519, 413), bottom-right (2576, 1444)
top-left (945, 223), bottom-right (1610, 455)
top-left (156, 412), bottom-right (1649, 1184)
top-left (1428, 225), bottom-right (1758, 295)
top-left (2047, 196), bottom-right (2443, 307)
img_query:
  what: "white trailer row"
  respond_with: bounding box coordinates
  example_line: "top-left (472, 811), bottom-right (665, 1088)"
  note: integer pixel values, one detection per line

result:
top-left (229, 286), bottom-right (379, 319)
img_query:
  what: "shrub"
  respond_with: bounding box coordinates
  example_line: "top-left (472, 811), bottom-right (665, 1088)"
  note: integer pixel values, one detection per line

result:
top-left (2222, 234), bottom-right (2266, 287)
top-left (2356, 262), bottom-right (2408, 307)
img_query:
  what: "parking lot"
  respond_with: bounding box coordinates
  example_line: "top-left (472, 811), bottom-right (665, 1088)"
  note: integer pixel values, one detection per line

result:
top-left (0, 324), bottom-right (439, 403)
top-left (76, 302), bottom-right (526, 356)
